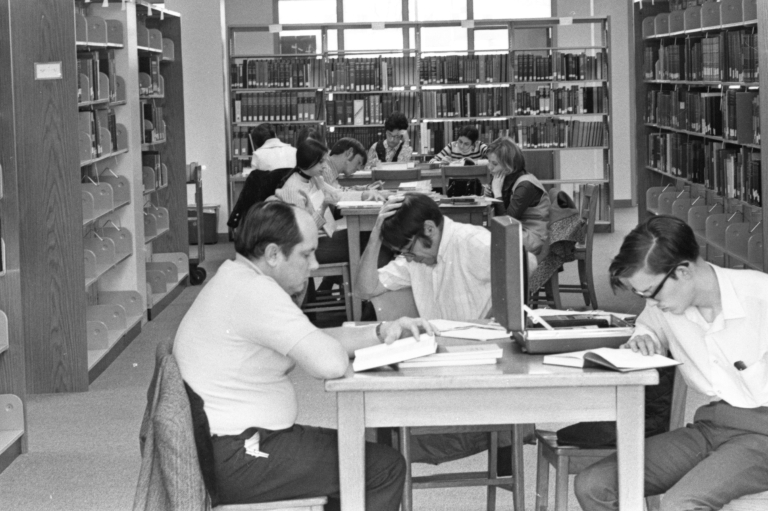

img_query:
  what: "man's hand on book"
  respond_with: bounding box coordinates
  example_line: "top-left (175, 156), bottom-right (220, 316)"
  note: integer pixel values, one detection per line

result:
top-left (379, 318), bottom-right (435, 345)
top-left (621, 334), bottom-right (663, 356)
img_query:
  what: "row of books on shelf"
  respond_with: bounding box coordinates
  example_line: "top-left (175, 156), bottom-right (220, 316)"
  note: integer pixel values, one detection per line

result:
top-left (644, 31), bottom-right (759, 82)
top-left (646, 89), bottom-right (760, 143)
top-left (325, 93), bottom-right (418, 126)
top-left (326, 57), bottom-right (419, 91)
top-left (647, 133), bottom-right (762, 206)
top-left (421, 88), bottom-right (513, 118)
top-left (77, 49), bottom-right (118, 103)
top-left (515, 85), bottom-right (608, 115)
top-left (139, 54), bottom-right (163, 96)
top-left (231, 58), bottom-right (323, 89)
top-left (233, 92), bottom-right (319, 123)
top-left (141, 101), bottom-right (166, 145)
top-left (143, 152), bottom-right (168, 190)
top-left (420, 54), bottom-right (510, 85)
top-left (515, 51), bottom-right (609, 82)
top-left (79, 108), bottom-right (118, 160)
top-left (516, 119), bottom-right (607, 149)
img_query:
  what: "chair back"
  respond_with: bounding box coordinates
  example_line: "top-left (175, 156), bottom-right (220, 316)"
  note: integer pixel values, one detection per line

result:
top-left (227, 167), bottom-right (293, 229)
top-left (371, 169), bottom-right (421, 190)
top-left (440, 165), bottom-right (490, 192)
top-left (579, 184), bottom-right (599, 264)
top-left (370, 289), bottom-right (419, 320)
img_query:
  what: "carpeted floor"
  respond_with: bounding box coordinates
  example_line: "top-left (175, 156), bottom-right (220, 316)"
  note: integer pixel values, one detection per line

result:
top-left (0, 207), bottom-right (708, 510)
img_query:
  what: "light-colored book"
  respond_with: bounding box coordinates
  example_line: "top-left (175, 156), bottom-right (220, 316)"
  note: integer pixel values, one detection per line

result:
top-left (398, 343), bottom-right (503, 369)
top-left (439, 327), bottom-right (510, 342)
top-left (353, 99), bottom-right (365, 125)
top-left (337, 200), bottom-right (385, 209)
top-left (543, 347), bottom-right (681, 373)
top-left (352, 334), bottom-right (437, 372)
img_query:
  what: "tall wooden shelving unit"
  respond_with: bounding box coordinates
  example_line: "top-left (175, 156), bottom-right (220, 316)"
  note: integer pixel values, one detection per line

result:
top-left (225, 16), bottom-right (617, 232)
top-left (0, 0), bottom-right (188, 416)
top-left (634, 0), bottom-right (768, 272)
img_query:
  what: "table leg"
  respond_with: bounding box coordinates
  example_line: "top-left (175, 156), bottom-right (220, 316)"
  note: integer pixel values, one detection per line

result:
top-left (346, 216), bottom-right (363, 321)
top-left (512, 424), bottom-right (526, 511)
top-left (337, 392), bottom-right (366, 511)
top-left (616, 386), bottom-right (646, 511)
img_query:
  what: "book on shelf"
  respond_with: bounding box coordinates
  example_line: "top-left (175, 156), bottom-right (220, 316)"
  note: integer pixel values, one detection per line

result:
top-left (398, 343), bottom-right (503, 369)
top-left (352, 334), bottom-right (437, 372)
top-left (231, 58), bottom-right (322, 89)
top-left (234, 91), bottom-right (319, 123)
top-left (543, 347), bottom-right (681, 373)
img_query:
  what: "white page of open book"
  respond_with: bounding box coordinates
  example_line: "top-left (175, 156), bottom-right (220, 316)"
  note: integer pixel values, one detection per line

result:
top-left (439, 327), bottom-right (511, 342)
top-left (309, 188), bottom-right (336, 237)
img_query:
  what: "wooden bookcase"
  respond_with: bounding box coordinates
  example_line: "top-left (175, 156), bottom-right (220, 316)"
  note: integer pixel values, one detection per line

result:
top-left (634, 0), bottom-right (768, 271)
top-left (225, 16), bottom-right (617, 232)
top-left (0, 0), bottom-right (188, 410)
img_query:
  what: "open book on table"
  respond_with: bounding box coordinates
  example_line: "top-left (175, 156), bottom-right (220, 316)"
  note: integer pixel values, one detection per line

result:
top-left (352, 334), bottom-right (437, 372)
top-left (398, 343), bottom-right (503, 369)
top-left (543, 347), bottom-right (681, 373)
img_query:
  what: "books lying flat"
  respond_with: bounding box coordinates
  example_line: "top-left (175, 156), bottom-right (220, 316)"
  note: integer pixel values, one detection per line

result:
top-left (543, 347), bottom-right (681, 373)
top-left (352, 334), bottom-right (437, 372)
top-left (337, 200), bottom-right (385, 209)
top-left (439, 327), bottom-right (510, 342)
top-left (399, 343), bottom-right (503, 369)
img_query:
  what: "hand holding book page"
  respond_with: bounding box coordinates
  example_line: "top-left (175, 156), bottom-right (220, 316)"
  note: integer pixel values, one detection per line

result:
top-left (543, 347), bottom-right (681, 373)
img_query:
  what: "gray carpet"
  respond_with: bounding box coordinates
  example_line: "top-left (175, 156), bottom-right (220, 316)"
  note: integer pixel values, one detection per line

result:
top-left (0, 208), bottom-right (707, 510)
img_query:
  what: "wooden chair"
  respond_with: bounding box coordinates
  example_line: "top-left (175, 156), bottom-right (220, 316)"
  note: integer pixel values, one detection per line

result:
top-left (534, 368), bottom-right (688, 511)
top-left (136, 337), bottom-right (327, 511)
top-left (301, 262), bottom-right (352, 321)
top-left (440, 165), bottom-right (491, 194)
top-left (370, 289), bottom-right (526, 511)
top-left (371, 168), bottom-right (421, 190)
top-left (545, 184), bottom-right (599, 310)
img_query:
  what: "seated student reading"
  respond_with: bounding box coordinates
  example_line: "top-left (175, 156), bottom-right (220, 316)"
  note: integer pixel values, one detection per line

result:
top-left (429, 125), bottom-right (489, 165)
top-left (174, 201), bottom-right (434, 511)
top-left (485, 137), bottom-right (550, 262)
top-left (249, 123), bottom-right (296, 172)
top-left (366, 111), bottom-right (413, 168)
top-left (355, 193), bottom-right (524, 468)
top-left (575, 215), bottom-right (768, 511)
top-left (321, 137), bottom-right (387, 202)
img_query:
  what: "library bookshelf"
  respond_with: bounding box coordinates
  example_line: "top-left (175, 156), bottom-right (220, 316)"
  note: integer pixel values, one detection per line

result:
top-left (225, 16), bottom-right (618, 232)
top-left (634, 0), bottom-right (768, 271)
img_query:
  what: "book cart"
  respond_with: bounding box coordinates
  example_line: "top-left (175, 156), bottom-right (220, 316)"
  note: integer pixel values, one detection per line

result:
top-left (225, 16), bottom-right (618, 232)
top-left (635, 0), bottom-right (768, 272)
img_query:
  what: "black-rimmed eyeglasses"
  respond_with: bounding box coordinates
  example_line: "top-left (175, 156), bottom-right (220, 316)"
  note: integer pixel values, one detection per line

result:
top-left (632, 262), bottom-right (688, 299)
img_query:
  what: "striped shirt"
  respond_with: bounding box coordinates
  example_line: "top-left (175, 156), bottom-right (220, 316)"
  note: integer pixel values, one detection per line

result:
top-left (431, 140), bottom-right (488, 164)
top-left (273, 172), bottom-right (334, 229)
top-left (377, 217), bottom-right (492, 321)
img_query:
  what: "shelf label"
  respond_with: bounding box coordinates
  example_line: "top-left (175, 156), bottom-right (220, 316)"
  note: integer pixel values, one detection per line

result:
top-left (461, 20), bottom-right (475, 29)
top-left (560, 17), bottom-right (573, 26)
top-left (371, 22), bottom-right (385, 30)
top-left (269, 24), bottom-right (282, 33)
top-left (34, 62), bottom-right (62, 80)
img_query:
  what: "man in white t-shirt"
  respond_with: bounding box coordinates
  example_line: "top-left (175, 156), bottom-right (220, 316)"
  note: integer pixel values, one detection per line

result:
top-left (249, 123), bottom-right (296, 172)
top-left (175, 201), bottom-right (432, 510)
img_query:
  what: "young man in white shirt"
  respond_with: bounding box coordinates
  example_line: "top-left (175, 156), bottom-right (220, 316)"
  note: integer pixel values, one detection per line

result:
top-left (175, 201), bottom-right (434, 510)
top-left (321, 137), bottom-right (386, 202)
top-left (575, 215), bottom-right (768, 511)
top-left (249, 123), bottom-right (297, 172)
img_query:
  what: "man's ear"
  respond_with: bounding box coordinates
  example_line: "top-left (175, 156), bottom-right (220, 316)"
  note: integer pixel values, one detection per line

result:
top-left (263, 243), bottom-right (282, 266)
top-left (423, 220), bottom-right (437, 237)
top-left (345, 148), bottom-right (355, 160)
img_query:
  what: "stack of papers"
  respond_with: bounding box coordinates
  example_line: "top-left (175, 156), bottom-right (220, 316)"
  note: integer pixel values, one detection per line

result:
top-left (398, 180), bottom-right (433, 193)
top-left (399, 343), bottom-right (504, 369)
top-left (352, 334), bottom-right (437, 372)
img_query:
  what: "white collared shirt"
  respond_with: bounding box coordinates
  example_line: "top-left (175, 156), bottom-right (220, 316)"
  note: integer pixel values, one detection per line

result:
top-left (251, 138), bottom-right (297, 171)
top-left (377, 217), bottom-right (492, 321)
top-left (633, 264), bottom-right (768, 408)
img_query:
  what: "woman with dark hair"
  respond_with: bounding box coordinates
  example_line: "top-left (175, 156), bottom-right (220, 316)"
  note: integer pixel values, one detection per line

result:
top-left (366, 111), bottom-right (413, 168)
top-left (430, 125), bottom-right (488, 164)
top-left (485, 137), bottom-right (550, 259)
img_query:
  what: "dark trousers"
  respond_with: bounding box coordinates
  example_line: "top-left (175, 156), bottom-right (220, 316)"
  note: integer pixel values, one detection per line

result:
top-left (212, 424), bottom-right (405, 511)
top-left (574, 401), bottom-right (768, 511)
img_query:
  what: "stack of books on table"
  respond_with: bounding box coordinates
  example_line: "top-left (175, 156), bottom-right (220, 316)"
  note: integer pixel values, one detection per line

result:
top-left (399, 343), bottom-right (504, 369)
top-left (353, 334), bottom-right (438, 372)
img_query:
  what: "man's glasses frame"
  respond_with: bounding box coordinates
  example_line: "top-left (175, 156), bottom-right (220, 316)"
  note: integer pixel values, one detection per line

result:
top-left (632, 262), bottom-right (688, 299)
top-left (394, 237), bottom-right (418, 257)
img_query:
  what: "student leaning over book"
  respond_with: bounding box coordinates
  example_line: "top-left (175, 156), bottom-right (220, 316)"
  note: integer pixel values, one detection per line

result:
top-left (175, 201), bottom-right (434, 510)
top-left (429, 125), bottom-right (489, 165)
top-left (575, 215), bottom-right (768, 511)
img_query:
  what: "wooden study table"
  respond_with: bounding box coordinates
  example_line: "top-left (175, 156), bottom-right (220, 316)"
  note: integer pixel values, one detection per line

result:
top-left (340, 200), bottom-right (491, 320)
top-left (336, 168), bottom-right (444, 189)
top-left (325, 341), bottom-right (658, 511)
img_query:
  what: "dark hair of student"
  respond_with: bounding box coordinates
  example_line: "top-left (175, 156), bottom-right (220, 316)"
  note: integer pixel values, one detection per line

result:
top-left (384, 111), bottom-right (409, 132)
top-left (235, 201), bottom-right (303, 259)
top-left (608, 215), bottom-right (699, 291)
top-left (330, 137), bottom-right (368, 165)
top-left (458, 125), bottom-right (479, 143)
top-left (278, 138), bottom-right (329, 188)
top-left (487, 136), bottom-right (525, 175)
top-left (250, 124), bottom-right (276, 150)
top-left (380, 193), bottom-right (444, 251)
top-left (296, 126), bottom-right (327, 147)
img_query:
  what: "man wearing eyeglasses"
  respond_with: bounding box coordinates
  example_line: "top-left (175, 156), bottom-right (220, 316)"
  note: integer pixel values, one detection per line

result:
top-left (366, 112), bottom-right (413, 169)
top-left (575, 215), bottom-right (768, 511)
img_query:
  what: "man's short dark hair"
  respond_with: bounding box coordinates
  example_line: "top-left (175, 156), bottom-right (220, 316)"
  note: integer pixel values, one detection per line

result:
top-left (458, 125), bottom-right (479, 143)
top-left (385, 112), bottom-right (409, 132)
top-left (251, 124), bottom-right (276, 149)
top-left (330, 137), bottom-right (368, 165)
top-left (380, 194), bottom-right (444, 251)
top-left (609, 215), bottom-right (699, 291)
top-left (235, 201), bottom-right (303, 260)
